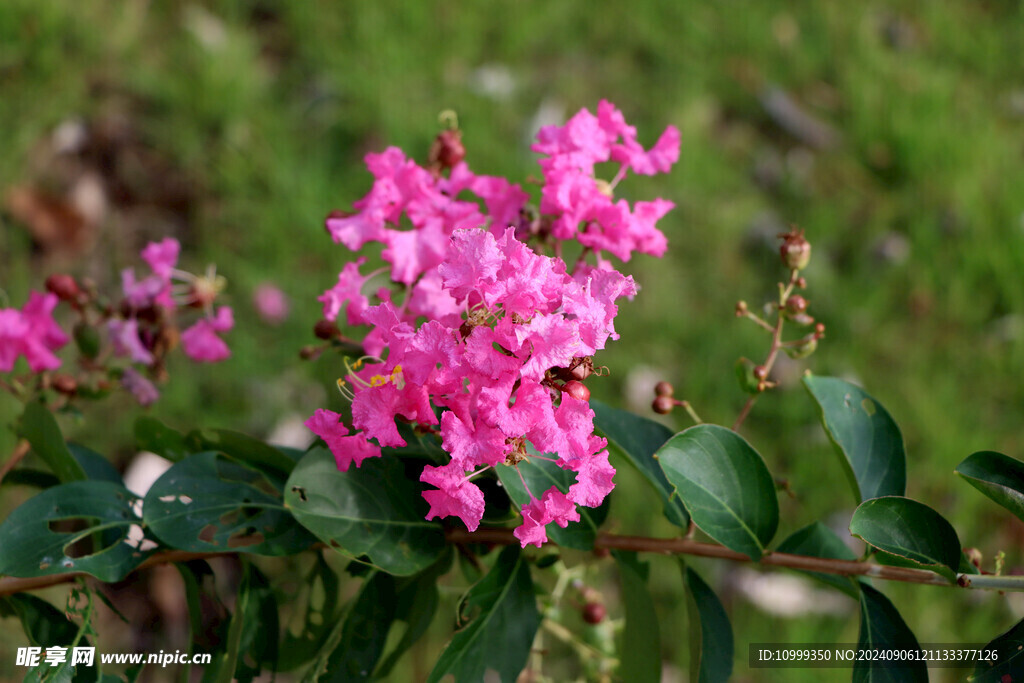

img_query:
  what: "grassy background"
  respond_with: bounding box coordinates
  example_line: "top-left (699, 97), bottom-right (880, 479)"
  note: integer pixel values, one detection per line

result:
top-left (2, 1), bottom-right (1024, 680)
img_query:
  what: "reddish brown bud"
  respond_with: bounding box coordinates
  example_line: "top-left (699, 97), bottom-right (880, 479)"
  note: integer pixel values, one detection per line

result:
top-left (51, 374), bottom-right (78, 395)
top-left (582, 602), bottom-right (606, 625)
top-left (753, 365), bottom-right (769, 381)
top-left (814, 322), bottom-right (826, 336)
top-left (430, 129), bottom-right (465, 169)
top-left (735, 300), bottom-right (748, 316)
top-left (784, 295), bottom-right (808, 315)
top-left (652, 395), bottom-right (675, 414)
top-left (654, 380), bottom-right (674, 397)
top-left (314, 319), bottom-right (340, 340)
top-left (561, 380), bottom-right (590, 402)
top-left (796, 277), bottom-right (807, 289)
top-left (45, 274), bottom-right (81, 303)
top-left (779, 227), bottom-right (811, 270)
top-left (299, 345), bottom-right (321, 360)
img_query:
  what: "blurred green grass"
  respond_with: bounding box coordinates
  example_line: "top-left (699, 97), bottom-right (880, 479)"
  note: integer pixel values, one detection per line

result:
top-left (2, 1), bottom-right (1024, 680)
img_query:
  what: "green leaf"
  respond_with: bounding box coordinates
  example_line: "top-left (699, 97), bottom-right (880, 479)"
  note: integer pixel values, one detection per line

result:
top-left (234, 563), bottom-right (279, 683)
top-left (144, 452), bottom-right (315, 555)
top-left (682, 563), bottom-right (733, 683)
top-left (850, 496), bottom-right (961, 582)
top-left (955, 450), bottom-right (1024, 523)
top-left (0, 481), bottom-right (152, 581)
top-left (68, 444), bottom-right (122, 484)
top-left (496, 455), bottom-right (609, 550)
top-left (656, 424), bottom-right (778, 560)
top-left (375, 556), bottom-right (450, 678)
top-left (1, 468), bottom-right (60, 489)
top-left (134, 416), bottom-right (191, 462)
top-left (591, 399), bottom-right (689, 529)
top-left (0, 594), bottom-right (79, 647)
top-left (284, 447), bottom-right (445, 576)
top-left (855, 584), bottom-right (927, 683)
top-left (613, 551), bottom-right (661, 683)
top-left (19, 401), bottom-right (86, 482)
top-left (776, 522), bottom-right (861, 598)
top-left (323, 572), bottom-right (397, 682)
top-left (278, 554), bottom-right (342, 672)
top-left (972, 617), bottom-right (1024, 682)
top-left (803, 376), bottom-right (906, 503)
top-left (427, 545), bottom-right (541, 683)
top-left (187, 428), bottom-right (297, 476)
top-left (204, 559), bottom-right (254, 683)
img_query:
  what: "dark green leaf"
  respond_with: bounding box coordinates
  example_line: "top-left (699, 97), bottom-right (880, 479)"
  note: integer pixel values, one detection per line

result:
top-left (375, 560), bottom-right (447, 678)
top-left (144, 452), bottom-right (314, 555)
top-left (803, 376), bottom-right (906, 503)
top-left (656, 424), bottom-right (778, 560)
top-left (0, 594), bottom-right (78, 647)
top-left (187, 428), bottom-right (296, 476)
top-left (284, 447), bottom-right (445, 576)
top-left (972, 617), bottom-right (1024, 682)
top-left (68, 444), bottom-right (121, 484)
top-left (777, 522), bottom-right (861, 598)
top-left (850, 496), bottom-right (960, 582)
top-left (234, 563), bottom-right (279, 683)
top-left (1, 468), bottom-right (60, 489)
top-left (278, 554), bottom-right (342, 672)
top-left (0, 481), bottom-right (152, 581)
top-left (427, 546), bottom-right (541, 683)
top-left (682, 563), bottom-right (733, 683)
top-left (855, 584), bottom-right (927, 683)
top-left (323, 572), bottom-right (397, 682)
top-left (19, 401), bottom-right (86, 482)
top-left (592, 399), bottom-right (689, 529)
top-left (955, 450), bottom-right (1024, 523)
top-left (613, 551), bottom-right (661, 683)
top-left (496, 455), bottom-right (609, 550)
top-left (204, 559), bottom-right (254, 683)
top-left (134, 416), bottom-right (190, 462)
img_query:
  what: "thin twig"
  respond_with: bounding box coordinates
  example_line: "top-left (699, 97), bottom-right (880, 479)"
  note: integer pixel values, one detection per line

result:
top-left (2, 530), bottom-right (1019, 598)
top-left (0, 439), bottom-right (31, 486)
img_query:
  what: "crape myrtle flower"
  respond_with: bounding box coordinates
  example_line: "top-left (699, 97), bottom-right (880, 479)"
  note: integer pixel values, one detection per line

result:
top-left (0, 292), bottom-right (69, 372)
top-left (308, 102), bottom-right (678, 546)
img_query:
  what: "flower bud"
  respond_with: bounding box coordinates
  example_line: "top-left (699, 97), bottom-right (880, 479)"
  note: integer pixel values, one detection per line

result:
top-left (735, 301), bottom-right (748, 317)
top-left (314, 319), bottom-right (339, 340)
top-left (753, 365), bottom-right (768, 381)
top-left (784, 295), bottom-right (808, 316)
top-left (561, 380), bottom-right (590, 402)
top-left (652, 395), bottom-right (675, 414)
top-left (582, 602), bottom-right (606, 625)
top-left (51, 374), bottom-right (78, 395)
top-left (73, 322), bottom-right (101, 359)
top-left (429, 129), bottom-right (465, 169)
top-left (45, 274), bottom-right (81, 303)
top-left (779, 228), bottom-right (811, 270)
top-left (300, 345), bottom-right (322, 360)
top-left (654, 381), bottom-right (674, 397)
top-left (784, 336), bottom-right (818, 359)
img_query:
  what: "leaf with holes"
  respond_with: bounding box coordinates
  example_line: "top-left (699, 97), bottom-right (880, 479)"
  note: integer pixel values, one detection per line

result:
top-left (855, 585), bottom-right (927, 682)
top-left (143, 452), bottom-right (315, 555)
top-left (18, 401), bottom-right (86, 483)
top-left (682, 562), bottom-right (733, 683)
top-left (972, 617), bottom-right (1024, 682)
top-left (0, 481), bottom-right (153, 581)
top-left (496, 455), bottom-right (609, 550)
top-left (804, 376), bottom-right (906, 503)
top-left (955, 450), bottom-right (1024, 524)
top-left (777, 522), bottom-right (861, 598)
top-left (656, 424), bottom-right (778, 561)
top-left (592, 399), bottom-right (689, 529)
top-left (284, 447), bottom-right (446, 576)
top-left (614, 551), bottom-right (661, 683)
top-left (427, 545), bottom-right (540, 683)
top-left (850, 497), bottom-right (961, 582)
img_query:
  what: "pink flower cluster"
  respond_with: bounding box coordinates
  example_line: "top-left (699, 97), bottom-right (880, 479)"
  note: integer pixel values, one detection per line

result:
top-left (307, 102), bottom-right (679, 547)
top-left (0, 237), bottom-right (233, 407)
top-left (0, 292), bottom-right (69, 372)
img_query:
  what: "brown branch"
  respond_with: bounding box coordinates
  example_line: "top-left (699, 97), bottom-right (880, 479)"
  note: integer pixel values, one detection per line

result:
top-left (0, 439), bottom-right (31, 486)
top-left (2, 529), bottom-right (1020, 599)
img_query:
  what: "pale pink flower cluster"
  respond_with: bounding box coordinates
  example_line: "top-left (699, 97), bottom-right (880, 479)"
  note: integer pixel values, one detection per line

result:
top-left (307, 102), bottom-right (679, 547)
